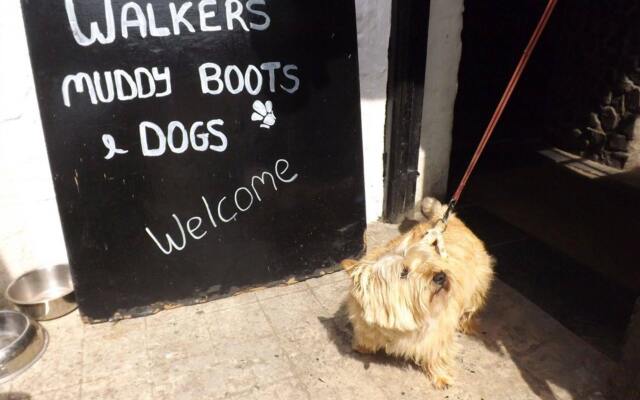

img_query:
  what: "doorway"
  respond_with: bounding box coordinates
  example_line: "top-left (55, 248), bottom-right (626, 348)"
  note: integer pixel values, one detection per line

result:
top-left (449, 0), bottom-right (640, 360)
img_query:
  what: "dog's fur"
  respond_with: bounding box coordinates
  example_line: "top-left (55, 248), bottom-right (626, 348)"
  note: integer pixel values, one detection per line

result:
top-left (341, 198), bottom-right (494, 389)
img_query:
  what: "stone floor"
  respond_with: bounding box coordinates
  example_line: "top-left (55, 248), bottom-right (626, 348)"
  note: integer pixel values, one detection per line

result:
top-left (1, 223), bottom-right (616, 400)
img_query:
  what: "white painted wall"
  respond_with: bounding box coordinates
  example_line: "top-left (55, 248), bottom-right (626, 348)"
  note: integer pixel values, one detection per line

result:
top-left (355, 0), bottom-right (392, 222)
top-left (415, 0), bottom-right (464, 203)
top-left (0, 1), bottom-right (69, 296)
top-left (0, 1), bottom-right (391, 289)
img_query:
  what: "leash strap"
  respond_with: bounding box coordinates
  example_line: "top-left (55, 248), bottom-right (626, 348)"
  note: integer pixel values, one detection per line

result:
top-left (442, 0), bottom-right (558, 223)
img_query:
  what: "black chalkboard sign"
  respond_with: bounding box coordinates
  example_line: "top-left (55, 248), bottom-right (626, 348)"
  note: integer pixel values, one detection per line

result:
top-left (21, 0), bottom-right (366, 322)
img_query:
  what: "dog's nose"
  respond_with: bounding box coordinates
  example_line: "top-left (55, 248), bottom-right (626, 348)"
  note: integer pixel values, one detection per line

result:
top-left (433, 272), bottom-right (447, 286)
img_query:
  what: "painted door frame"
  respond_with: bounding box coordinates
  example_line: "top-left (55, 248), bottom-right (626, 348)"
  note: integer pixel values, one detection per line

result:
top-left (382, 0), bottom-right (431, 222)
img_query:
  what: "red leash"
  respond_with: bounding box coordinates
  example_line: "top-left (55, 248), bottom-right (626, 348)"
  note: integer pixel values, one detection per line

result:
top-left (442, 0), bottom-right (558, 223)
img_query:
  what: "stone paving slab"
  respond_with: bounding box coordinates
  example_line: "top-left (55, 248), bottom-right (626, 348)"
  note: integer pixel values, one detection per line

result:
top-left (0, 223), bottom-right (615, 399)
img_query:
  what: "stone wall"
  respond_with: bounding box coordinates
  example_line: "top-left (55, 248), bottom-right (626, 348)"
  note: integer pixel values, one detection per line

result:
top-left (560, 60), bottom-right (640, 169)
top-left (545, 1), bottom-right (640, 169)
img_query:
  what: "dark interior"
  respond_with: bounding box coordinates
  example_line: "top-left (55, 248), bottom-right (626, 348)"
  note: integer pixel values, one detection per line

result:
top-left (449, 0), bottom-right (640, 360)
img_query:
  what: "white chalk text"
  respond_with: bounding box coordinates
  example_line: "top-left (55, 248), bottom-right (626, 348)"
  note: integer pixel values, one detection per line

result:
top-left (65, 0), bottom-right (271, 47)
top-left (145, 158), bottom-right (298, 255)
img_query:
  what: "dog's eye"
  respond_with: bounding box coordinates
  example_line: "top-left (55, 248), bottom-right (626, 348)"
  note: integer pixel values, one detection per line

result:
top-left (400, 267), bottom-right (409, 279)
top-left (433, 272), bottom-right (447, 285)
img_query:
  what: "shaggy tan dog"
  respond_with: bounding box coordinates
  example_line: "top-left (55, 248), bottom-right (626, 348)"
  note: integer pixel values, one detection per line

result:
top-left (341, 198), bottom-right (494, 389)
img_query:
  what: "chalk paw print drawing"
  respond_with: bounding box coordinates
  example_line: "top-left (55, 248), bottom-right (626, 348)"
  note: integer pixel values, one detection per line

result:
top-left (251, 100), bottom-right (276, 129)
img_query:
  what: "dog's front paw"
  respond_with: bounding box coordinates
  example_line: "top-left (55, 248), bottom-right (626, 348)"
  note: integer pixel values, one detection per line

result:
top-left (432, 375), bottom-right (453, 390)
top-left (423, 362), bottom-right (454, 390)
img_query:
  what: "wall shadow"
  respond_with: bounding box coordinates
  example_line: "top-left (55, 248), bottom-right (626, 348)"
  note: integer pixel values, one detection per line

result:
top-left (470, 283), bottom-right (614, 400)
top-left (318, 302), bottom-right (422, 373)
top-left (0, 393), bottom-right (31, 400)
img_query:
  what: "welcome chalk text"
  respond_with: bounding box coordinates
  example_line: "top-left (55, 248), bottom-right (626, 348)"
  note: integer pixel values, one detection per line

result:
top-left (145, 158), bottom-right (298, 255)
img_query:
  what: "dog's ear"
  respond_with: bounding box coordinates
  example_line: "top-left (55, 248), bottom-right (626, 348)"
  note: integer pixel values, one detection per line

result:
top-left (340, 259), bottom-right (359, 271)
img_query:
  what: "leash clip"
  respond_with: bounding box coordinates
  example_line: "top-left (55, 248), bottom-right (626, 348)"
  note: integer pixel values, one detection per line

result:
top-left (437, 198), bottom-right (457, 232)
top-left (419, 198), bottom-right (457, 259)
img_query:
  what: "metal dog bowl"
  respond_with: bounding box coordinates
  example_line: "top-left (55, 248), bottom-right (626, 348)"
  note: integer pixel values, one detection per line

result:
top-left (5, 265), bottom-right (77, 321)
top-left (0, 310), bottom-right (48, 385)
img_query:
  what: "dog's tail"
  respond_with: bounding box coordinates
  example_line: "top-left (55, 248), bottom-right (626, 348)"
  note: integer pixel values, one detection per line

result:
top-left (419, 197), bottom-right (446, 223)
top-left (405, 197), bottom-right (447, 223)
